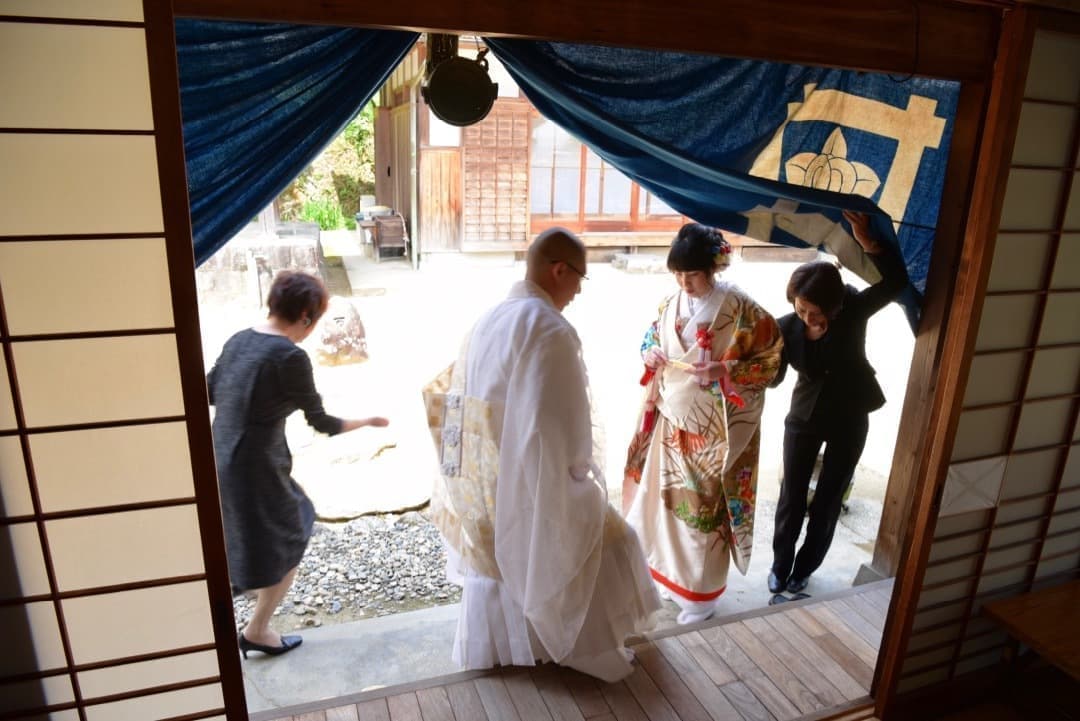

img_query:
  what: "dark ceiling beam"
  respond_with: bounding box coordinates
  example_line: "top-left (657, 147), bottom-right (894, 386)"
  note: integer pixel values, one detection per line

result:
top-left (172, 0), bottom-right (1001, 81)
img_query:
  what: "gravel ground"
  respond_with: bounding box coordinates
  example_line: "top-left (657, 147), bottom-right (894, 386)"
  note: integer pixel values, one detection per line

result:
top-left (233, 510), bottom-right (461, 632)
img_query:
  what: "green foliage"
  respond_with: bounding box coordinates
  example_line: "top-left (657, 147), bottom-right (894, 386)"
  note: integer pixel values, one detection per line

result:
top-left (299, 198), bottom-right (346, 230)
top-left (277, 101), bottom-right (376, 227)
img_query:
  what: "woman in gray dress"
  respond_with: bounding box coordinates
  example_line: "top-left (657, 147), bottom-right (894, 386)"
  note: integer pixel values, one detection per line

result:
top-left (207, 271), bottom-right (388, 658)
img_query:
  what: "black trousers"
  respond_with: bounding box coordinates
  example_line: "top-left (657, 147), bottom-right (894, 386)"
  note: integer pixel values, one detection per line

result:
top-left (771, 413), bottom-right (869, 582)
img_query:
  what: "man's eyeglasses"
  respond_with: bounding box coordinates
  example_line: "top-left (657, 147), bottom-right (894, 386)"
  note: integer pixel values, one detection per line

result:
top-left (549, 258), bottom-right (588, 280)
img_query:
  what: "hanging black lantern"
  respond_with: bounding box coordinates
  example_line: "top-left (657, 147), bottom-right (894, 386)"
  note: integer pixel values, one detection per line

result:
top-left (420, 34), bottom-right (498, 127)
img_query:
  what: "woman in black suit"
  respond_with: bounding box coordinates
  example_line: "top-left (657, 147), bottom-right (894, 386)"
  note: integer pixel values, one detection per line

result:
top-left (768, 211), bottom-right (908, 595)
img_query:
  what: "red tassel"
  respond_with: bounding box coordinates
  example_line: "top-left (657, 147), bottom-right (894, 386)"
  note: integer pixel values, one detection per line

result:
top-left (642, 407), bottom-right (657, 433)
top-left (639, 366), bottom-right (656, 386)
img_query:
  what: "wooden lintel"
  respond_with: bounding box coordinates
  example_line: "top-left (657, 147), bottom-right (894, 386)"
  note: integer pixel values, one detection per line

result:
top-left (172, 0), bottom-right (1000, 81)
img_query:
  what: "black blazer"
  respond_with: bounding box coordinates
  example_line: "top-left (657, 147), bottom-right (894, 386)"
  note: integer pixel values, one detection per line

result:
top-left (771, 247), bottom-right (909, 423)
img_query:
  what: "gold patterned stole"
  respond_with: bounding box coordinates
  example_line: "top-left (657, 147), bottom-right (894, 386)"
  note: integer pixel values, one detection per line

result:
top-left (422, 333), bottom-right (502, 580)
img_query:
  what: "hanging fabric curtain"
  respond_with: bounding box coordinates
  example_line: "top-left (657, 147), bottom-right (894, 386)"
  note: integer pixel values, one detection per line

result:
top-left (175, 20), bottom-right (418, 265)
top-left (485, 39), bottom-right (959, 330)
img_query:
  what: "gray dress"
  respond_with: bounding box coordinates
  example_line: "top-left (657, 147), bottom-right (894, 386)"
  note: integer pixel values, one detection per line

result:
top-left (207, 329), bottom-right (343, 593)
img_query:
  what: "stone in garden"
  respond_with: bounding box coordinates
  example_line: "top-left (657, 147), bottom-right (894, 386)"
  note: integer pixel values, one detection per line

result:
top-left (315, 296), bottom-right (368, 366)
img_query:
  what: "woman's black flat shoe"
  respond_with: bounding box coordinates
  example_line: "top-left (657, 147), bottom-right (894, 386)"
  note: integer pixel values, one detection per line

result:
top-left (238, 632), bottom-right (302, 659)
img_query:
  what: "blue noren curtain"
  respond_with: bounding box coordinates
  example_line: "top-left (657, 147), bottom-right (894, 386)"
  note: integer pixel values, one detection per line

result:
top-left (485, 39), bottom-right (960, 330)
top-left (175, 20), bottom-right (418, 265)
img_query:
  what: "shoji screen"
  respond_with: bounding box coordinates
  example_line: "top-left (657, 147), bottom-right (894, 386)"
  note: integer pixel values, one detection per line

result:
top-left (0, 1), bottom-right (241, 719)
top-left (897, 26), bottom-right (1080, 693)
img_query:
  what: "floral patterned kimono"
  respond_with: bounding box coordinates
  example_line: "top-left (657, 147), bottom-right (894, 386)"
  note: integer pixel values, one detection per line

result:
top-left (625, 280), bottom-right (782, 615)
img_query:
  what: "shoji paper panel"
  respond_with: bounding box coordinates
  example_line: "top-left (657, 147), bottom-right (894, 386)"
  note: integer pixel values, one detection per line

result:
top-left (917, 578), bottom-right (973, 608)
top-left (963, 351), bottom-right (1026, 406)
top-left (0, 602), bottom-right (66, 674)
top-left (0, 135), bottom-right (162, 236)
top-left (0, 352), bottom-right (16, 430)
top-left (77, 650), bottom-right (218, 699)
top-left (0, 238), bottom-right (173, 334)
top-left (48, 506), bottom-right (205, 591)
top-left (1, 522), bottom-right (49, 598)
top-left (1036, 550), bottom-right (1080, 579)
top-left (951, 406), bottom-right (1013, 460)
top-left (31, 422), bottom-right (194, 511)
top-left (0, 23), bottom-right (151, 129)
top-left (0, 435), bottom-right (32, 516)
top-left (0, 0), bottom-right (141, 21)
top-left (923, 556), bottom-right (980, 587)
top-left (1046, 505), bottom-right (1080, 536)
top-left (14, 335), bottom-right (183, 427)
top-left (998, 169), bottom-right (1065, 229)
top-left (976, 565), bottom-right (1029, 594)
top-left (1051, 235), bottom-right (1079, 287)
top-left (0, 675), bottom-right (75, 716)
top-left (982, 542), bottom-right (1038, 576)
top-left (996, 495), bottom-right (1049, 524)
top-left (1037, 292), bottom-right (1080, 345)
top-left (986, 234), bottom-right (1054, 292)
top-left (1066, 172), bottom-right (1080, 228)
top-left (927, 532), bottom-right (985, 563)
top-left (1040, 531), bottom-right (1080, 558)
top-left (1063, 446), bottom-right (1079, 489)
top-left (1027, 347), bottom-right (1080, 398)
top-left (897, 668), bottom-right (949, 695)
top-left (932, 509), bottom-right (989, 537)
top-left (1024, 31), bottom-right (1080, 101)
top-left (46, 710), bottom-right (79, 721)
top-left (903, 646), bottom-right (955, 674)
top-left (999, 448), bottom-right (1061, 498)
top-left (1011, 104), bottom-right (1077, 166)
top-left (907, 624), bottom-right (961, 654)
top-left (989, 519), bottom-right (1046, 549)
top-left (62, 581), bottom-right (213, 665)
top-left (954, 649), bottom-right (1007, 677)
top-left (1014, 398), bottom-right (1074, 450)
top-left (912, 600), bottom-right (966, 631)
top-left (972, 294), bottom-right (1039, 351)
top-left (84, 684), bottom-right (223, 721)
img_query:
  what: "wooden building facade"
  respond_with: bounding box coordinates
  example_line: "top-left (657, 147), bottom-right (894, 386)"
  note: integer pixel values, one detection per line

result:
top-left (0, 1), bottom-right (1076, 720)
top-left (375, 39), bottom-right (688, 256)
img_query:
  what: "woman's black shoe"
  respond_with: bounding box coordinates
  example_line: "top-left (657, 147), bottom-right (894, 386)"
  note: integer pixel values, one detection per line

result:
top-left (768, 571), bottom-right (786, 594)
top-left (238, 631), bottom-right (302, 659)
top-left (786, 576), bottom-right (809, 594)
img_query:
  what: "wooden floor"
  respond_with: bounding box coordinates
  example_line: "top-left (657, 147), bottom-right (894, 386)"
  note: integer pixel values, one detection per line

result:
top-left (256, 580), bottom-right (892, 721)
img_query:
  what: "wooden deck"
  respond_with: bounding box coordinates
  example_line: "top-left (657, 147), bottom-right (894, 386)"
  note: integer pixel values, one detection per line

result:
top-left (255, 580), bottom-right (892, 721)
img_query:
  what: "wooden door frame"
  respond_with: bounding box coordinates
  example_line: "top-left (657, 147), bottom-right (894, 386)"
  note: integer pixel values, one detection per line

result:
top-left (871, 5), bottom-right (1036, 714)
top-left (166, 1), bottom-right (1015, 717)
top-left (143, 1), bottom-right (249, 716)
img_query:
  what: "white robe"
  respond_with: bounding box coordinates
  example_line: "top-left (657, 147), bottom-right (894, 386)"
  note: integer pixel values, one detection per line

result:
top-left (424, 280), bottom-right (660, 682)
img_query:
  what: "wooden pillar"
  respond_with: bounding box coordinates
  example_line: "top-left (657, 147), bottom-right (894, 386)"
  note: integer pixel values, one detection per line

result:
top-left (875, 6), bottom-right (1037, 715)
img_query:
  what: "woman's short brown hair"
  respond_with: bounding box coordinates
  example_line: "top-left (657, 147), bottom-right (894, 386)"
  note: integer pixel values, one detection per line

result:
top-left (266, 271), bottom-right (329, 324)
top-left (786, 261), bottom-right (844, 317)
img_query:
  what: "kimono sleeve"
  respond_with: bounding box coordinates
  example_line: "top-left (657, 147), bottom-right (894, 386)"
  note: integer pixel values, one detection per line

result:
top-left (723, 293), bottom-right (783, 391)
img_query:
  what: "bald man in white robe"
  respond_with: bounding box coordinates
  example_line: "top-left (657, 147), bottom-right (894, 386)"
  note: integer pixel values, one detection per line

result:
top-left (425, 228), bottom-right (660, 682)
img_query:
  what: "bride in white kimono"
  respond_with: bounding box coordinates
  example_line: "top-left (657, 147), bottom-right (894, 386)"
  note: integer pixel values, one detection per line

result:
top-left (624, 223), bottom-right (782, 624)
top-left (424, 229), bottom-right (660, 682)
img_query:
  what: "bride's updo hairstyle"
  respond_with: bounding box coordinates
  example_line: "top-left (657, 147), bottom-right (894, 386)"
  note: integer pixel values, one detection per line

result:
top-left (666, 223), bottom-right (733, 275)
